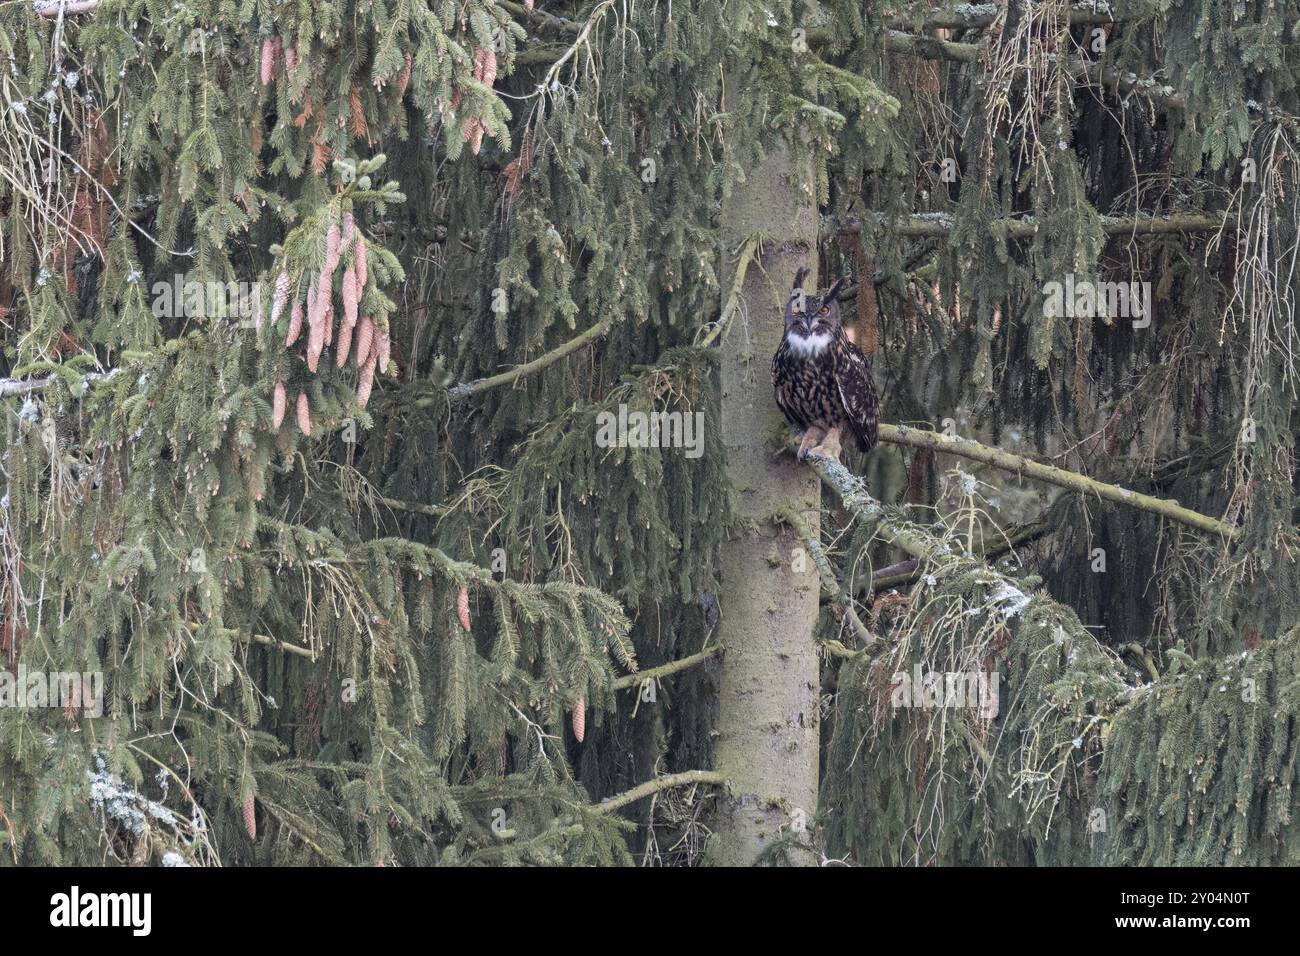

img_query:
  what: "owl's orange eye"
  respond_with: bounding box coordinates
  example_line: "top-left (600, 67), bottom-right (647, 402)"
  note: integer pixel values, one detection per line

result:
top-left (818, 307), bottom-right (829, 316)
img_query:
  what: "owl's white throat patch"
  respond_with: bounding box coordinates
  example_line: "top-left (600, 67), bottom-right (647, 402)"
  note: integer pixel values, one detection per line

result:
top-left (786, 330), bottom-right (832, 358)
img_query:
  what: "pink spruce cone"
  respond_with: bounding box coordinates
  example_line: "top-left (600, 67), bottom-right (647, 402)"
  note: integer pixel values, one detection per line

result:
top-left (456, 587), bottom-right (471, 632)
top-left (355, 239), bottom-right (368, 288)
top-left (285, 296), bottom-right (304, 347)
top-left (243, 793), bottom-right (257, 840)
top-left (305, 281), bottom-right (317, 327)
top-left (342, 265), bottom-right (359, 330)
top-left (355, 316), bottom-right (375, 366)
top-left (397, 52), bottom-right (412, 95)
top-left (314, 267), bottom-right (331, 323)
top-left (465, 118), bottom-right (485, 155)
top-left (572, 696), bottom-right (586, 743)
top-left (271, 381), bottom-right (287, 429)
top-left (324, 221), bottom-right (342, 275)
top-left (323, 296), bottom-right (334, 347)
top-left (284, 47), bottom-right (298, 77)
top-left (357, 351), bottom-right (378, 409)
top-left (296, 391), bottom-right (312, 436)
top-left (270, 270), bottom-right (290, 325)
top-left (259, 40), bottom-right (275, 87)
top-left (306, 297), bottom-right (325, 372)
top-left (336, 320), bottom-right (354, 368)
top-left (306, 331), bottom-right (323, 372)
top-left (472, 48), bottom-right (497, 87)
top-left (306, 268), bottom-right (331, 371)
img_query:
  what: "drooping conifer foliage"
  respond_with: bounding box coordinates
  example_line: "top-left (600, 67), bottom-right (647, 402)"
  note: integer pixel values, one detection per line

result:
top-left (1, 0), bottom-right (1298, 866)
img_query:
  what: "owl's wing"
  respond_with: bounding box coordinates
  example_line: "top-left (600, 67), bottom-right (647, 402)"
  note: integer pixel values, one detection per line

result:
top-left (772, 343), bottom-right (809, 430)
top-left (832, 336), bottom-right (879, 454)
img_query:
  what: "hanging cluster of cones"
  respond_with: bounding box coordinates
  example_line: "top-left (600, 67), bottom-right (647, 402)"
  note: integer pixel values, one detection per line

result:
top-left (455, 47), bottom-right (497, 156)
top-left (266, 209), bottom-right (389, 437)
top-left (258, 36), bottom-right (299, 87)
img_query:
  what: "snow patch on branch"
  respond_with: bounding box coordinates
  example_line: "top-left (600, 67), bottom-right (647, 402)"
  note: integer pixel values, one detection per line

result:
top-left (33, 0), bottom-right (101, 17)
top-left (88, 757), bottom-right (181, 837)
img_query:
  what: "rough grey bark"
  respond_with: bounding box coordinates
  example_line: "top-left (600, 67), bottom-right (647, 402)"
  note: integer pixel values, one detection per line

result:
top-left (709, 133), bottom-right (822, 866)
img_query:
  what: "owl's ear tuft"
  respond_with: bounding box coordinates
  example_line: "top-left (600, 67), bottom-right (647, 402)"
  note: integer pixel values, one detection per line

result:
top-left (792, 267), bottom-right (810, 292)
top-left (823, 277), bottom-right (846, 303)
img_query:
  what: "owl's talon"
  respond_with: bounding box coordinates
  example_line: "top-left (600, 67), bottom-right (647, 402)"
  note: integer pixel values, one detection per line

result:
top-left (795, 429), bottom-right (824, 461)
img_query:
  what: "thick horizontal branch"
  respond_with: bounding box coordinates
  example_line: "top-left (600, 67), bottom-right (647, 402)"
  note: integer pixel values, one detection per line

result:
top-left (507, 2), bottom-right (1122, 47)
top-left (882, 3), bottom-right (1120, 31)
top-left (241, 632), bottom-right (317, 660)
top-left (593, 770), bottom-right (726, 815)
top-left (0, 367), bottom-right (119, 398)
top-left (257, 515), bottom-right (500, 586)
top-left (445, 315), bottom-right (614, 402)
top-left (497, 0), bottom-right (582, 34)
top-left (515, 45), bottom-right (571, 66)
top-left (869, 519), bottom-right (1053, 591)
top-left (878, 424), bottom-right (1239, 539)
top-left (33, 0), bottom-right (100, 16)
top-left (840, 212), bottom-right (1225, 240)
top-left (611, 645), bottom-right (721, 689)
top-left (817, 15), bottom-right (1190, 112)
top-left (479, 768), bottom-right (726, 853)
top-left (506, 8), bottom-right (1106, 77)
top-left (881, 29), bottom-right (979, 62)
top-left (182, 621), bottom-right (318, 660)
top-left (376, 495), bottom-right (447, 517)
top-left (7, 318), bottom-right (610, 412)
top-left (1076, 61), bottom-right (1186, 111)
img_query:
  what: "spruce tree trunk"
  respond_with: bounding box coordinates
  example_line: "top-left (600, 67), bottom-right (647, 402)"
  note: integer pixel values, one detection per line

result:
top-left (709, 134), bottom-right (822, 866)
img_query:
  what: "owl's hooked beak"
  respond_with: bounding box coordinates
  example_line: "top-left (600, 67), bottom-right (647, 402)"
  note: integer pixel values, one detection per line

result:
top-left (785, 312), bottom-right (813, 336)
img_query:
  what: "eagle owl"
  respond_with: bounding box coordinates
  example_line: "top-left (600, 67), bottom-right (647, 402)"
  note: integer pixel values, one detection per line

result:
top-left (772, 268), bottom-right (879, 461)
